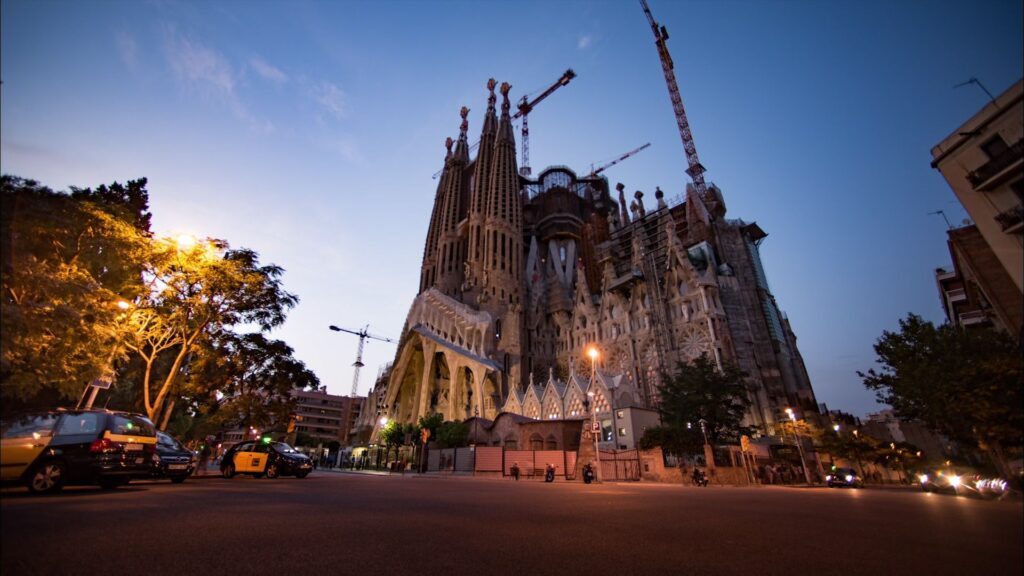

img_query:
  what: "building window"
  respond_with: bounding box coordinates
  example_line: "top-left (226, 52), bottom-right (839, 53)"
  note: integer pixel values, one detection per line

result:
top-left (980, 135), bottom-right (1009, 160)
top-left (618, 427), bottom-right (627, 437)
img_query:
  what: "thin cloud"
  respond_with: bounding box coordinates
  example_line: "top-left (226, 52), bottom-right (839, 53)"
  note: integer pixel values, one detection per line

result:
top-left (250, 56), bottom-right (288, 84)
top-left (577, 35), bottom-right (593, 50)
top-left (312, 81), bottom-right (348, 120)
top-left (164, 28), bottom-right (272, 133)
top-left (116, 31), bottom-right (138, 68)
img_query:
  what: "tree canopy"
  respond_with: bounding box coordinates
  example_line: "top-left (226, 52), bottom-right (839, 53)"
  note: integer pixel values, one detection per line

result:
top-left (859, 314), bottom-right (1022, 475)
top-left (653, 354), bottom-right (753, 447)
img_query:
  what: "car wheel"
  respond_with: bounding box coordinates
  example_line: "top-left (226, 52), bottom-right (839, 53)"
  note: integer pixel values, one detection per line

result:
top-left (171, 476), bottom-right (187, 484)
top-left (296, 471), bottom-right (309, 479)
top-left (265, 464), bottom-right (279, 479)
top-left (27, 460), bottom-right (66, 494)
top-left (222, 464), bottom-right (235, 479)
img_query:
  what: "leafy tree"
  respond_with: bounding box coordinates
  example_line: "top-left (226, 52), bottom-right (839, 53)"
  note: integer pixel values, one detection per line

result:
top-left (655, 354), bottom-right (752, 446)
top-left (187, 332), bottom-right (318, 437)
top-left (1, 176), bottom-right (151, 407)
top-left (379, 420), bottom-right (405, 461)
top-left (418, 412), bottom-right (443, 440)
top-left (124, 237), bottom-right (298, 422)
top-left (638, 425), bottom-right (701, 456)
top-left (859, 314), bottom-right (1022, 477)
top-left (436, 420), bottom-right (470, 448)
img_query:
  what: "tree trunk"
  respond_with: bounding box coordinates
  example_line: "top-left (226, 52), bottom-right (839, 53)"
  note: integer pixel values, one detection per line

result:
top-left (990, 438), bottom-right (1011, 479)
top-left (159, 398), bottom-right (176, 430)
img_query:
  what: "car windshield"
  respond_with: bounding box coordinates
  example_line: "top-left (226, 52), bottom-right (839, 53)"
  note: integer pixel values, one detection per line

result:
top-left (157, 432), bottom-right (182, 449)
top-left (110, 414), bottom-right (156, 437)
top-left (272, 442), bottom-right (300, 454)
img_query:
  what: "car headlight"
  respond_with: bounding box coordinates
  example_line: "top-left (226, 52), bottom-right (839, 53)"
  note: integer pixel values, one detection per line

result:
top-left (825, 475), bottom-right (833, 481)
top-left (918, 474), bottom-right (928, 483)
top-left (949, 475), bottom-right (961, 487)
top-left (845, 475), bottom-right (854, 482)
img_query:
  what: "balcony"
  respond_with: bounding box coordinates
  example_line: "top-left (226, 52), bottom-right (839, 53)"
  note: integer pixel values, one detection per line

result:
top-left (945, 288), bottom-right (967, 303)
top-left (994, 205), bottom-right (1024, 234)
top-left (967, 140), bottom-right (1023, 191)
top-left (958, 310), bottom-right (989, 326)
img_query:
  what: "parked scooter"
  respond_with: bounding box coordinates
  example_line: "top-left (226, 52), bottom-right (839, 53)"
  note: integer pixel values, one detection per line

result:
top-left (692, 468), bottom-right (709, 487)
top-left (544, 463), bottom-right (555, 483)
top-left (582, 462), bottom-right (596, 484)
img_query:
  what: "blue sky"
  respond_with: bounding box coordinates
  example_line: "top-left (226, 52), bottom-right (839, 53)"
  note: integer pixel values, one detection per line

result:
top-left (2, 0), bottom-right (1021, 418)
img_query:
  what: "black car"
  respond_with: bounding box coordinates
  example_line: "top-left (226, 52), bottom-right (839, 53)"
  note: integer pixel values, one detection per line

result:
top-left (0, 409), bottom-right (158, 494)
top-left (220, 440), bottom-right (312, 479)
top-left (153, 431), bottom-right (196, 483)
top-left (826, 467), bottom-right (865, 488)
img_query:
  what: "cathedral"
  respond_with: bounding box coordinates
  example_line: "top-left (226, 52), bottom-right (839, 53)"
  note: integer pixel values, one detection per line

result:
top-left (365, 77), bottom-right (818, 442)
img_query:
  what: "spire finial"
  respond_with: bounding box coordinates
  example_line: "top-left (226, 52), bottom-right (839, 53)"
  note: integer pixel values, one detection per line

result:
top-left (487, 78), bottom-right (497, 109)
top-left (445, 137), bottom-right (453, 158)
top-left (500, 82), bottom-right (512, 115)
top-left (459, 106), bottom-right (470, 137)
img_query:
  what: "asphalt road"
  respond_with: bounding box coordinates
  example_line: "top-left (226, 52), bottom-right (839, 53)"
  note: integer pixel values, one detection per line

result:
top-left (2, 472), bottom-right (1021, 576)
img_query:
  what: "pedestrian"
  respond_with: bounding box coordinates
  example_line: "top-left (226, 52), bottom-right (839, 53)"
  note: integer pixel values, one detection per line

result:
top-left (197, 443), bottom-right (211, 476)
top-left (511, 462), bottom-right (520, 481)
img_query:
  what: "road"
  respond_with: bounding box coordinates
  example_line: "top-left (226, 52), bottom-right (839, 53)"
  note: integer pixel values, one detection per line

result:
top-left (2, 472), bottom-right (1021, 576)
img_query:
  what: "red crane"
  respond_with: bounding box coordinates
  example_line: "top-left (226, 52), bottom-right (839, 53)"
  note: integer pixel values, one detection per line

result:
top-left (585, 142), bottom-right (651, 178)
top-left (328, 325), bottom-right (394, 397)
top-left (513, 68), bottom-right (577, 177)
top-left (639, 0), bottom-right (708, 199)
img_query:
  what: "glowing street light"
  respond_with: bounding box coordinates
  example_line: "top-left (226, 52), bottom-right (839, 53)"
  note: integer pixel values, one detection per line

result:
top-left (785, 408), bottom-right (812, 484)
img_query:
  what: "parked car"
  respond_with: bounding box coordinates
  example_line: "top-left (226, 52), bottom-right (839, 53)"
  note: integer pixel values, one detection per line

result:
top-left (825, 467), bottom-right (864, 488)
top-left (152, 431), bottom-right (196, 483)
top-left (220, 439), bottom-right (312, 479)
top-left (0, 409), bottom-right (157, 494)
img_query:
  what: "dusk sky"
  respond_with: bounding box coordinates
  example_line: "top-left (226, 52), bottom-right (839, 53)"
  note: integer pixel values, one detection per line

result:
top-left (2, 0), bottom-right (1021, 418)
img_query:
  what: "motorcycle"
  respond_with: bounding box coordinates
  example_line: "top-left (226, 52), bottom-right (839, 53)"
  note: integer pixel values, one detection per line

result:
top-left (692, 469), bottom-right (708, 487)
top-left (582, 463), bottom-right (595, 484)
top-left (544, 464), bottom-right (555, 483)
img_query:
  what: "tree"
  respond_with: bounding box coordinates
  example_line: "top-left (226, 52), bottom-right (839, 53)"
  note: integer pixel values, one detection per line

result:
top-left (187, 332), bottom-right (318, 437)
top-left (124, 237), bottom-right (298, 422)
top-left (638, 425), bottom-right (701, 456)
top-left (436, 420), bottom-right (469, 448)
top-left (859, 314), bottom-right (1022, 477)
top-left (379, 420), bottom-right (405, 461)
top-left (1, 176), bottom-right (151, 407)
top-left (655, 354), bottom-right (753, 446)
top-left (418, 412), bottom-right (443, 440)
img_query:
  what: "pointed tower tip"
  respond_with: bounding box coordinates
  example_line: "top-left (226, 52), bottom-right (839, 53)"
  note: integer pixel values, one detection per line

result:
top-left (445, 137), bottom-right (453, 158)
top-left (500, 82), bottom-right (512, 115)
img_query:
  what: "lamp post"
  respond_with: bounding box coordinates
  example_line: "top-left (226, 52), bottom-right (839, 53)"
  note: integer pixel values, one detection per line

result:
top-left (785, 408), bottom-right (812, 484)
top-left (586, 347), bottom-right (603, 482)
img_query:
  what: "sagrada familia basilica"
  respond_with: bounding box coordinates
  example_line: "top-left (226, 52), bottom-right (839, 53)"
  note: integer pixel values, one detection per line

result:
top-left (358, 78), bottom-right (818, 444)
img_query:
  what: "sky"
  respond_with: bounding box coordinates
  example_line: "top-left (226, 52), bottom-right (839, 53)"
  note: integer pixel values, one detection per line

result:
top-left (2, 0), bottom-right (1021, 418)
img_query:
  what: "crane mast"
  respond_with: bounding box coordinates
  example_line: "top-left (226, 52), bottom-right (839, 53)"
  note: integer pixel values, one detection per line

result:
top-left (639, 0), bottom-right (708, 198)
top-left (328, 325), bottom-right (394, 397)
top-left (514, 68), bottom-right (576, 177)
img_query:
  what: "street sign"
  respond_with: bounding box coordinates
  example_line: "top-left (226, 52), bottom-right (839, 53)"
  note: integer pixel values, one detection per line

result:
top-left (90, 375), bottom-right (113, 390)
top-left (591, 420), bottom-right (600, 432)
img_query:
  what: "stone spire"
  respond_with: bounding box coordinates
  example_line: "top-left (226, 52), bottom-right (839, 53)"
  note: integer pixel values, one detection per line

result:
top-left (617, 183), bottom-right (630, 225)
top-left (466, 79), bottom-right (499, 295)
top-left (436, 107), bottom-right (471, 295)
top-left (482, 81), bottom-right (523, 295)
top-left (419, 138), bottom-right (455, 293)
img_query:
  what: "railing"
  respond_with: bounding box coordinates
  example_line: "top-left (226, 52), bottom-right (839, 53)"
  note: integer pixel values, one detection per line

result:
top-left (958, 310), bottom-right (988, 325)
top-left (945, 288), bottom-right (966, 302)
top-left (967, 140), bottom-right (1023, 188)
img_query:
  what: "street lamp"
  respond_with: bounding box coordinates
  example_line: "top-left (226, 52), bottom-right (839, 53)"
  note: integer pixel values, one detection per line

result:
top-left (585, 389), bottom-right (602, 483)
top-left (785, 408), bottom-right (812, 484)
top-left (78, 299), bottom-right (134, 410)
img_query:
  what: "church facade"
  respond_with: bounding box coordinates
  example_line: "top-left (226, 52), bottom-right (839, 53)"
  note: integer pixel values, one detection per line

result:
top-left (364, 78), bottom-right (818, 442)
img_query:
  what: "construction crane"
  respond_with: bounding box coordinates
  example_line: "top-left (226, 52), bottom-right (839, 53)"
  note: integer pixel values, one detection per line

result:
top-left (639, 0), bottom-right (708, 199)
top-left (585, 142), bottom-right (651, 178)
top-left (328, 325), bottom-right (395, 397)
top-left (513, 68), bottom-right (576, 177)
top-left (431, 68), bottom-right (576, 180)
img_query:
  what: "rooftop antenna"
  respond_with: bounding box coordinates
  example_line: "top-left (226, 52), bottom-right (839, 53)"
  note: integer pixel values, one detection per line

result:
top-left (928, 210), bottom-right (953, 230)
top-left (953, 77), bottom-right (998, 107)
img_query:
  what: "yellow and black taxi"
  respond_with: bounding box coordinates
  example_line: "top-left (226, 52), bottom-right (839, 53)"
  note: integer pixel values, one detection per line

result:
top-left (1, 409), bottom-right (158, 494)
top-left (220, 438), bottom-right (312, 479)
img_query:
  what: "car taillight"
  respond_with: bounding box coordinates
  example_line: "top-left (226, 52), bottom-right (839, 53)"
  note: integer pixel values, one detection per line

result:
top-left (90, 438), bottom-right (115, 453)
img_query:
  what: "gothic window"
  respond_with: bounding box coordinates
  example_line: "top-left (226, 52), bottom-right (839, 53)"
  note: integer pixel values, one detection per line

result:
top-left (495, 319), bottom-right (502, 340)
top-left (559, 245), bottom-right (566, 263)
top-left (545, 435), bottom-right (558, 450)
top-left (530, 434), bottom-right (544, 450)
